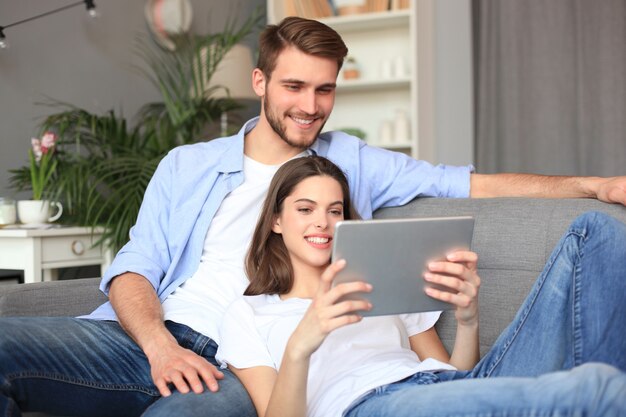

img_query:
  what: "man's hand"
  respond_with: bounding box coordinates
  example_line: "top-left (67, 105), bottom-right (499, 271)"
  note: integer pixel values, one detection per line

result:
top-left (595, 176), bottom-right (626, 205)
top-left (109, 273), bottom-right (223, 397)
top-left (148, 341), bottom-right (224, 397)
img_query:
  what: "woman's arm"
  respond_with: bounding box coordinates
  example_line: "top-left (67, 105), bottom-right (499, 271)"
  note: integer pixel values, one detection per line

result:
top-left (415, 251), bottom-right (481, 370)
top-left (229, 261), bottom-right (372, 417)
top-left (230, 343), bottom-right (315, 417)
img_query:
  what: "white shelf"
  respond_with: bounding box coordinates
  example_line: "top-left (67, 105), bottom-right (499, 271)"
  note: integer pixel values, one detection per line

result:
top-left (337, 77), bottom-right (411, 93)
top-left (318, 9), bottom-right (410, 32)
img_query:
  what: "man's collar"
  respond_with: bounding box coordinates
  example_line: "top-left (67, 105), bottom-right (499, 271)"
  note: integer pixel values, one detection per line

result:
top-left (219, 117), bottom-right (321, 173)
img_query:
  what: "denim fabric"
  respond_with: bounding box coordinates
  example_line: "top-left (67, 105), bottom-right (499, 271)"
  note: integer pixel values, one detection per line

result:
top-left (345, 212), bottom-right (626, 417)
top-left (0, 320), bottom-right (255, 417)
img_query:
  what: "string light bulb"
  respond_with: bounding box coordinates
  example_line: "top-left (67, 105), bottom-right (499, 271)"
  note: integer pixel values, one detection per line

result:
top-left (84, 0), bottom-right (99, 18)
top-left (0, 1), bottom-right (101, 51)
top-left (0, 27), bottom-right (7, 49)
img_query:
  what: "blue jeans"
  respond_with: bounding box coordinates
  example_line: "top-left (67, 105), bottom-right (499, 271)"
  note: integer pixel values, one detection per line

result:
top-left (0, 320), bottom-right (255, 417)
top-left (345, 212), bottom-right (626, 417)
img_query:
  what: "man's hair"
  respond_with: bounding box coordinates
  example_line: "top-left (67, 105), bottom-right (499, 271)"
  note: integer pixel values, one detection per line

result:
top-left (245, 156), bottom-right (360, 296)
top-left (257, 16), bottom-right (349, 79)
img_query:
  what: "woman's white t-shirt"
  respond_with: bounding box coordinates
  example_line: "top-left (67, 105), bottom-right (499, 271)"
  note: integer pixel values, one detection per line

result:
top-left (217, 294), bottom-right (456, 417)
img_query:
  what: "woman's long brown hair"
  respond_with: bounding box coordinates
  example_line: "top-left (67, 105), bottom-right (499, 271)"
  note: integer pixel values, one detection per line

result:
top-left (244, 156), bottom-right (359, 296)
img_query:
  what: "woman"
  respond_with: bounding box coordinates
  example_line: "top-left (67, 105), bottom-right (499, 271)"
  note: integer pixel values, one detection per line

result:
top-left (216, 156), bottom-right (626, 417)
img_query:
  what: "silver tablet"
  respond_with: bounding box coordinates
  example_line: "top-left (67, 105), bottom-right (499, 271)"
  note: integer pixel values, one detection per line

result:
top-left (331, 216), bottom-right (475, 316)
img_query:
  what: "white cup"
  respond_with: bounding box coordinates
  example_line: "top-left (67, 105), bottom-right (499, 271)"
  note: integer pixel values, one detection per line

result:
top-left (17, 200), bottom-right (63, 225)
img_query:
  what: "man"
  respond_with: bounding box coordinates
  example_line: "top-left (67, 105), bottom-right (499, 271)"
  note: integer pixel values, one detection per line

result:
top-left (1, 16), bottom-right (625, 417)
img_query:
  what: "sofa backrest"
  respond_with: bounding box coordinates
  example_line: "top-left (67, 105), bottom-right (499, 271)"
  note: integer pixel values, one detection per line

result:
top-left (2, 198), bottom-right (626, 357)
top-left (374, 198), bottom-right (626, 355)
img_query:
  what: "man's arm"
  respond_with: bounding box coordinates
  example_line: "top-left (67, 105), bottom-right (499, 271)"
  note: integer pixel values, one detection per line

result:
top-left (109, 272), bottom-right (223, 396)
top-left (470, 173), bottom-right (626, 205)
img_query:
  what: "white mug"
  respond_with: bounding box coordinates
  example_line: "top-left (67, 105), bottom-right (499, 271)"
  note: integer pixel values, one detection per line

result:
top-left (17, 200), bottom-right (63, 225)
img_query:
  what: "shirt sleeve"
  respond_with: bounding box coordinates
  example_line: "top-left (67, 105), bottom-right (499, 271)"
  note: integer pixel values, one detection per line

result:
top-left (399, 311), bottom-right (442, 337)
top-left (359, 144), bottom-right (474, 210)
top-left (216, 298), bottom-right (277, 370)
top-left (317, 132), bottom-right (474, 219)
top-left (99, 153), bottom-right (173, 295)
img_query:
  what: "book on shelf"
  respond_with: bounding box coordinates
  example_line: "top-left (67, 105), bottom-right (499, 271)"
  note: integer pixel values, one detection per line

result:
top-left (367, 0), bottom-right (390, 12)
top-left (285, 0), bottom-right (334, 19)
top-left (390, 0), bottom-right (410, 10)
top-left (284, 0), bottom-right (298, 17)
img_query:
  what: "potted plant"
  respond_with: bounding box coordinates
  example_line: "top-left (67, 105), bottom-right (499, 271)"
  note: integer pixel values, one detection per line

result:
top-left (13, 132), bottom-right (64, 225)
top-left (10, 10), bottom-right (263, 250)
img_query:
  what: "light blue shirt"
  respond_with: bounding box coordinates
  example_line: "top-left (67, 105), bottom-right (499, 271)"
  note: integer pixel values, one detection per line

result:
top-left (85, 117), bottom-right (472, 320)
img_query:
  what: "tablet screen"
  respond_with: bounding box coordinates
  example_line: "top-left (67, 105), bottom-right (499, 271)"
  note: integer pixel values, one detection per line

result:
top-left (331, 216), bottom-right (474, 316)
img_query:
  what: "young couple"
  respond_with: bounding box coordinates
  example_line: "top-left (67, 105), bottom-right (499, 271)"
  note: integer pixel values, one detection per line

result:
top-left (217, 155), bottom-right (626, 417)
top-left (2, 15), bottom-right (626, 417)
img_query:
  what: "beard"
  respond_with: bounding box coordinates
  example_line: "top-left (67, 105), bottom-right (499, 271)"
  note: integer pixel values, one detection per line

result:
top-left (263, 94), bottom-right (327, 150)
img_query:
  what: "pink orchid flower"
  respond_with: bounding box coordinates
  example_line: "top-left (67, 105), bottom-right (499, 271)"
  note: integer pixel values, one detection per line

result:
top-left (40, 132), bottom-right (58, 154)
top-left (31, 138), bottom-right (43, 162)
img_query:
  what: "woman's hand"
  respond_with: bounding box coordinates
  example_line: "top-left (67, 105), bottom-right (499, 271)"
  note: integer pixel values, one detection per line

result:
top-left (423, 251), bottom-right (480, 326)
top-left (287, 260), bottom-right (372, 360)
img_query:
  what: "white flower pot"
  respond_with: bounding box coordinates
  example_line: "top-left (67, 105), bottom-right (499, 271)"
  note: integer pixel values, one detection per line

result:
top-left (17, 200), bottom-right (63, 225)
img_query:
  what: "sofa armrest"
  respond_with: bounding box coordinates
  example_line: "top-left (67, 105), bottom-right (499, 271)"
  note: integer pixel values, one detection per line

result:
top-left (0, 277), bottom-right (106, 317)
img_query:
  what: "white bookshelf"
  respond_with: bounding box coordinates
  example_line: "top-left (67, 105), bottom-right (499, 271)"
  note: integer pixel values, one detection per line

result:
top-left (267, 1), bottom-right (424, 157)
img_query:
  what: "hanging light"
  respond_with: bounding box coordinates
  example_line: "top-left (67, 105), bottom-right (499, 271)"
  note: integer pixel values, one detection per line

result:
top-left (0, 27), bottom-right (7, 49)
top-left (84, 0), bottom-right (99, 18)
top-left (0, 1), bottom-right (100, 50)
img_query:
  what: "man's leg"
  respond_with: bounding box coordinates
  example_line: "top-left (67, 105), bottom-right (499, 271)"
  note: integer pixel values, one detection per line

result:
top-left (141, 323), bottom-right (255, 417)
top-left (470, 211), bottom-right (626, 377)
top-left (345, 364), bottom-right (626, 417)
top-left (0, 317), bottom-right (159, 417)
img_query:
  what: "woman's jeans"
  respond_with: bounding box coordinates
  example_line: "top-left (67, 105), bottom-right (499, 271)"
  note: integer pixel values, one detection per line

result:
top-left (345, 212), bottom-right (626, 417)
top-left (0, 321), bottom-right (255, 417)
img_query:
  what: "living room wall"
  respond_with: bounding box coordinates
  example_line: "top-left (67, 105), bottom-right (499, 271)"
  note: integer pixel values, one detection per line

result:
top-left (0, 0), bottom-right (265, 198)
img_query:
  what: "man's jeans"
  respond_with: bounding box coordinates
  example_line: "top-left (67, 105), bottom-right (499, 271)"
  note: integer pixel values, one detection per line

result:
top-left (0, 320), bottom-right (255, 417)
top-left (346, 212), bottom-right (626, 417)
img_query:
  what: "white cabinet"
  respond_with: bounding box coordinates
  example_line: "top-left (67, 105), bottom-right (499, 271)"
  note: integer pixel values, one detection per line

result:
top-left (267, 2), bottom-right (423, 158)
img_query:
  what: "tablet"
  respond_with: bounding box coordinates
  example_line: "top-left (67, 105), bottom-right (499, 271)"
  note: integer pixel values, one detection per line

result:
top-left (331, 216), bottom-right (475, 316)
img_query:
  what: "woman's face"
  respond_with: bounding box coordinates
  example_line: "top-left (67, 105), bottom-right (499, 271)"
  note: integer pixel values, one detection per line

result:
top-left (272, 175), bottom-right (345, 275)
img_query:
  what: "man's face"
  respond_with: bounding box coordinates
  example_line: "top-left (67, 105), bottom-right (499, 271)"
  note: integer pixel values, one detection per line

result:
top-left (254, 46), bottom-right (338, 149)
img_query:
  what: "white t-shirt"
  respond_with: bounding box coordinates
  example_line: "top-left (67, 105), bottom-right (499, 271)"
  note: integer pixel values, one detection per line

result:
top-left (162, 155), bottom-right (284, 342)
top-left (217, 295), bottom-right (456, 417)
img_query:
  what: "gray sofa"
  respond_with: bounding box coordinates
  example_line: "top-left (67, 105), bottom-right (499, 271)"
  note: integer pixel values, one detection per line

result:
top-left (1, 197), bottom-right (626, 416)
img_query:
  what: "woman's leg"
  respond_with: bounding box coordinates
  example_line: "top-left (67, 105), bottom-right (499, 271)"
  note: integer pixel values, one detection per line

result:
top-left (473, 211), bottom-right (626, 378)
top-left (345, 364), bottom-right (626, 417)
